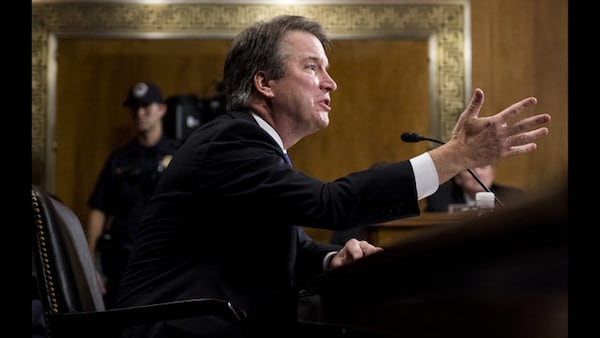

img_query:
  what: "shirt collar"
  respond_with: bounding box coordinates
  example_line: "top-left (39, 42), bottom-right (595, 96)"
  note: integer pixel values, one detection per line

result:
top-left (251, 113), bottom-right (286, 153)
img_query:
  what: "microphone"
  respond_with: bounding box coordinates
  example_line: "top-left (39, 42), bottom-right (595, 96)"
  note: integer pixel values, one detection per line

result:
top-left (401, 131), bottom-right (505, 208)
top-left (400, 132), bottom-right (440, 144)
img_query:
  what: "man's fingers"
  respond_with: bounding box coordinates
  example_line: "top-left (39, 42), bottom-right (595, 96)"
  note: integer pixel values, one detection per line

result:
top-left (358, 241), bottom-right (383, 256)
top-left (502, 143), bottom-right (538, 157)
top-left (496, 96), bottom-right (538, 124)
top-left (462, 88), bottom-right (485, 119)
top-left (508, 113), bottom-right (551, 134)
top-left (508, 127), bottom-right (549, 146)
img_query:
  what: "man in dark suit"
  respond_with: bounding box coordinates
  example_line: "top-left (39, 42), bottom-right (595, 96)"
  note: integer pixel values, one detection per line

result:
top-left (425, 165), bottom-right (525, 212)
top-left (116, 15), bottom-right (551, 338)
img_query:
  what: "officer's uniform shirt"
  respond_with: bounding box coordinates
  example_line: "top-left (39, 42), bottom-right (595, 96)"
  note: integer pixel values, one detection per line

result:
top-left (89, 135), bottom-right (179, 249)
top-left (88, 135), bottom-right (179, 307)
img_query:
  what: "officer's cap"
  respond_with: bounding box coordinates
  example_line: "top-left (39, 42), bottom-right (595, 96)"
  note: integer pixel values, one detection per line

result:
top-left (123, 81), bottom-right (164, 107)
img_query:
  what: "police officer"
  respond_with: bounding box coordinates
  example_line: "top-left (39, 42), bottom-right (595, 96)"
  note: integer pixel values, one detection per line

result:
top-left (84, 81), bottom-right (180, 308)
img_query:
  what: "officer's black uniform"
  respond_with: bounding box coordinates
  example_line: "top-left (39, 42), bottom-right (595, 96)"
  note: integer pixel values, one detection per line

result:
top-left (88, 134), bottom-right (179, 307)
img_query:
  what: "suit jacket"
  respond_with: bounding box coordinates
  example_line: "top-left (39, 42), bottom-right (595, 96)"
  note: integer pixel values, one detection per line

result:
top-left (425, 178), bottom-right (524, 212)
top-left (116, 110), bottom-right (421, 337)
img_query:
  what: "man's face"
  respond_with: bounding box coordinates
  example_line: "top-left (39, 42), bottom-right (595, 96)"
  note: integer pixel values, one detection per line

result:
top-left (268, 30), bottom-right (337, 137)
top-left (128, 102), bottom-right (165, 132)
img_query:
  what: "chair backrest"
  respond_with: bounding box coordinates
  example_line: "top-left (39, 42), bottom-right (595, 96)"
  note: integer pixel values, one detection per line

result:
top-left (31, 184), bottom-right (105, 318)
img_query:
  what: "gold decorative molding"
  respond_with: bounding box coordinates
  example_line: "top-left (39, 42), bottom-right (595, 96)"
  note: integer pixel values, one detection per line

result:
top-left (32, 1), bottom-right (468, 186)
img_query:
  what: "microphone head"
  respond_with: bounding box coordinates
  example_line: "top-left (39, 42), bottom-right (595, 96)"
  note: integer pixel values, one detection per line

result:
top-left (401, 132), bottom-right (422, 143)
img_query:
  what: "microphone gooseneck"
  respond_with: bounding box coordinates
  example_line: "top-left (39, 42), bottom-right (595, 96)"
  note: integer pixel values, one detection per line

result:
top-left (400, 131), bottom-right (505, 208)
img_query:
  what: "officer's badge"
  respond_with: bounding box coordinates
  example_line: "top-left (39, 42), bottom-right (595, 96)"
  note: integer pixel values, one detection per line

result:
top-left (157, 155), bottom-right (173, 172)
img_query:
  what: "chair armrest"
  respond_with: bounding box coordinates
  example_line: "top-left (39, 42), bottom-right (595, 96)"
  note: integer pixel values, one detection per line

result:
top-left (49, 298), bottom-right (247, 338)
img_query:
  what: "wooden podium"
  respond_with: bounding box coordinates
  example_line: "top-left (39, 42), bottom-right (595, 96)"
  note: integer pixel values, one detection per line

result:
top-left (366, 212), bottom-right (478, 247)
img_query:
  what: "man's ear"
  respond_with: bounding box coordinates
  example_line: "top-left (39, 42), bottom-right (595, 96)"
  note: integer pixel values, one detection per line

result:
top-left (253, 71), bottom-right (274, 98)
top-left (158, 103), bottom-right (168, 117)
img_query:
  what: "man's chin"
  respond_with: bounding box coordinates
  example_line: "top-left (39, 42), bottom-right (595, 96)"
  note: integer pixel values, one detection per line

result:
top-left (319, 112), bottom-right (330, 126)
top-left (135, 123), bottom-right (148, 131)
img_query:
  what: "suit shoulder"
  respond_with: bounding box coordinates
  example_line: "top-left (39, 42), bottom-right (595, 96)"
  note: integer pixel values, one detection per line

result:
top-left (194, 112), bottom-right (270, 142)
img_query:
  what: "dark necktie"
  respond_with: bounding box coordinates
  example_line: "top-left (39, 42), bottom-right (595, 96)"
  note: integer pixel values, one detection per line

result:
top-left (283, 152), bottom-right (292, 167)
top-left (283, 151), bottom-right (298, 269)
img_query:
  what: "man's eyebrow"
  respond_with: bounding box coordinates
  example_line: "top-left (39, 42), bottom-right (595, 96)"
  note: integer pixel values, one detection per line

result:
top-left (305, 55), bottom-right (329, 69)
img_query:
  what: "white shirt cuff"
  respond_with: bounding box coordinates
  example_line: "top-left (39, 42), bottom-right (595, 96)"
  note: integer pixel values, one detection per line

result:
top-left (323, 251), bottom-right (338, 271)
top-left (409, 152), bottom-right (439, 200)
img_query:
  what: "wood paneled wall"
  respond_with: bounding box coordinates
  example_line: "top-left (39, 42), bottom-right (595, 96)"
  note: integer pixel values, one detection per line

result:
top-left (470, 0), bottom-right (568, 194)
top-left (55, 38), bottom-right (233, 222)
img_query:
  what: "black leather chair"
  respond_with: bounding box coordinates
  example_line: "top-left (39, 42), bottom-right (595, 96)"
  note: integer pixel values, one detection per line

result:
top-left (31, 184), bottom-right (247, 338)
